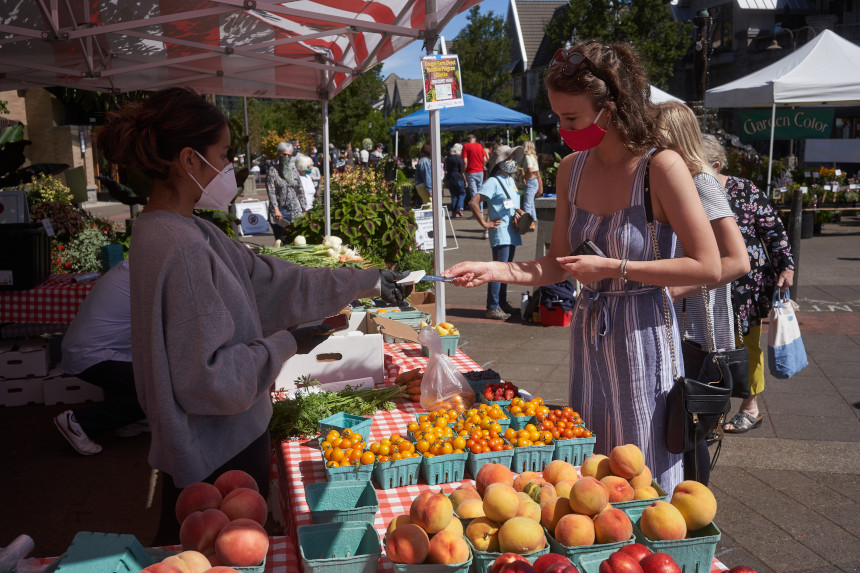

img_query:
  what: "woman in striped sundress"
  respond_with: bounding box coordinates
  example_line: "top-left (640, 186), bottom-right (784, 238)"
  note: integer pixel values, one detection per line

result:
top-left (443, 41), bottom-right (721, 495)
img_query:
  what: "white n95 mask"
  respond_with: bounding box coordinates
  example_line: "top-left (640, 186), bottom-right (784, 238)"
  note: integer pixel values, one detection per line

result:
top-left (188, 150), bottom-right (237, 211)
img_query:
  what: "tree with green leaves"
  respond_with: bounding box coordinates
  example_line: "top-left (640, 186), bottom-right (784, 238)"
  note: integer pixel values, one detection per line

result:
top-left (544, 0), bottom-right (692, 89)
top-left (452, 6), bottom-right (515, 107)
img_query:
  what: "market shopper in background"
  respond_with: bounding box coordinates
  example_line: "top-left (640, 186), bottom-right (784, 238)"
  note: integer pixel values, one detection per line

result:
top-left (295, 154), bottom-right (317, 210)
top-left (702, 134), bottom-right (795, 435)
top-left (462, 134), bottom-right (489, 238)
top-left (521, 140), bottom-right (542, 228)
top-left (443, 41), bottom-right (722, 495)
top-left (445, 143), bottom-right (468, 218)
top-left (54, 260), bottom-right (146, 456)
top-left (470, 145), bottom-right (526, 320)
top-left (414, 143), bottom-right (433, 205)
top-left (266, 141), bottom-right (304, 240)
top-left (657, 102), bottom-right (750, 485)
top-left (97, 87), bottom-right (412, 545)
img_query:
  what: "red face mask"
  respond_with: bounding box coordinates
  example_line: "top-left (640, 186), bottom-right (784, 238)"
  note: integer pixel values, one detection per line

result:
top-left (559, 109), bottom-right (606, 151)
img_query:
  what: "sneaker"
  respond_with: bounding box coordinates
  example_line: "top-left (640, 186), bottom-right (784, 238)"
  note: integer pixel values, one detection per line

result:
top-left (500, 303), bottom-right (520, 315)
top-left (54, 410), bottom-right (102, 455)
top-left (481, 230), bottom-right (489, 240)
top-left (485, 307), bottom-right (511, 320)
top-left (115, 420), bottom-right (151, 438)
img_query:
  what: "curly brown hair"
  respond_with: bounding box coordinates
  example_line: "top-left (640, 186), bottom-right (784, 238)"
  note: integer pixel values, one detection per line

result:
top-left (544, 40), bottom-right (666, 155)
top-left (98, 87), bottom-right (227, 182)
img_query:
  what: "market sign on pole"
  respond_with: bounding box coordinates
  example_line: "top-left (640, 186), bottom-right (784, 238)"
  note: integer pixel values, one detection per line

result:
top-left (421, 55), bottom-right (464, 111)
top-left (738, 109), bottom-right (835, 141)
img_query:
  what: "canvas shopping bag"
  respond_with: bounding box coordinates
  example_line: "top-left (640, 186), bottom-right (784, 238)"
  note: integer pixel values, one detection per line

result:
top-left (767, 289), bottom-right (808, 378)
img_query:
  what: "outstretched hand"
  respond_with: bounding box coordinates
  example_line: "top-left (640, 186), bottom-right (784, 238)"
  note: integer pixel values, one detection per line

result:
top-left (441, 261), bottom-right (497, 288)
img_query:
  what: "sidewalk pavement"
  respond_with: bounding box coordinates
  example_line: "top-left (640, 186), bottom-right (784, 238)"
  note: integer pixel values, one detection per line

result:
top-left (3, 196), bottom-right (857, 571)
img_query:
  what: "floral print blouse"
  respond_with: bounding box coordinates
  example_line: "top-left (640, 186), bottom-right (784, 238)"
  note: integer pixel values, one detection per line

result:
top-left (266, 162), bottom-right (305, 223)
top-left (724, 176), bottom-right (795, 334)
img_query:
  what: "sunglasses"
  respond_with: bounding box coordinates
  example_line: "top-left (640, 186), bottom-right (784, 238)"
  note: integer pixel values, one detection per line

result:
top-left (549, 48), bottom-right (617, 101)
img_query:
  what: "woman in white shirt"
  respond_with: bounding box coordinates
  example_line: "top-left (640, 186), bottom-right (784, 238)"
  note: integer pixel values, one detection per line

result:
top-left (295, 155), bottom-right (317, 210)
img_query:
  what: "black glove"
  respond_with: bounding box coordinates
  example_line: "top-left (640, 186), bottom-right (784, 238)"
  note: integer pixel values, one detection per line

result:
top-left (379, 270), bottom-right (414, 306)
top-left (288, 324), bottom-right (335, 354)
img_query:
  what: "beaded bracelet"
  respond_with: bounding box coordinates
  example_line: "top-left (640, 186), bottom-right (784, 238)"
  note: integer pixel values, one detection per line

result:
top-left (619, 258), bottom-right (630, 285)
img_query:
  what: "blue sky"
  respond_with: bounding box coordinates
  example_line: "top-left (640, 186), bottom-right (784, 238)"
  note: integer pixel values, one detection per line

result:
top-left (380, 0), bottom-right (509, 79)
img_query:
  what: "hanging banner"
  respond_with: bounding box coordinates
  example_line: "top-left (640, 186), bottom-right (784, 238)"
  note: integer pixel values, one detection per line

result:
top-left (421, 55), bottom-right (464, 111)
top-left (738, 109), bottom-right (834, 141)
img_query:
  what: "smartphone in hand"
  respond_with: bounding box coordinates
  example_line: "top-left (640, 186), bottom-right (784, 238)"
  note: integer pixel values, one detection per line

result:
top-left (321, 313), bottom-right (350, 332)
top-left (570, 239), bottom-right (607, 258)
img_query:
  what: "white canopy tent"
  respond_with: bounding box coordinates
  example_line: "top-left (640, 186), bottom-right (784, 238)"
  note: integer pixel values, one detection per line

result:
top-left (0, 0), bottom-right (482, 321)
top-left (650, 85), bottom-right (683, 104)
top-left (704, 30), bottom-right (860, 193)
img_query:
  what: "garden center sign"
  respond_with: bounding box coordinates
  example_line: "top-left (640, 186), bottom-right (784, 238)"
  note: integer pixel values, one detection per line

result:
top-left (738, 109), bottom-right (834, 141)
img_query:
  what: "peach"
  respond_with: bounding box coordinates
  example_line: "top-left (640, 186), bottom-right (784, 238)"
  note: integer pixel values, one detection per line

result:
top-left (411, 491), bottom-right (454, 534)
top-left (579, 454), bottom-right (612, 480)
top-left (159, 556), bottom-right (193, 573)
top-left (219, 487), bottom-right (267, 526)
top-left (455, 498), bottom-right (485, 519)
top-left (516, 497), bottom-right (542, 522)
top-left (180, 508), bottom-right (229, 556)
top-left (514, 471), bottom-right (542, 492)
top-left (427, 530), bottom-right (470, 565)
top-left (491, 553), bottom-right (531, 573)
top-left (671, 480), bottom-right (717, 531)
top-left (553, 479), bottom-right (577, 500)
top-left (568, 476), bottom-right (610, 516)
top-left (140, 565), bottom-right (184, 573)
top-left (523, 480), bottom-right (557, 508)
top-left (553, 513), bottom-right (595, 547)
top-left (600, 475), bottom-right (635, 503)
top-left (213, 470), bottom-right (259, 497)
top-left (608, 444), bottom-right (645, 480)
top-left (542, 460), bottom-right (577, 485)
top-left (436, 514), bottom-right (464, 538)
top-left (517, 491), bottom-right (534, 505)
top-left (386, 514), bottom-right (412, 537)
top-left (385, 523), bottom-right (430, 564)
top-left (628, 465), bottom-right (653, 488)
top-left (450, 486), bottom-right (482, 510)
top-left (498, 516), bottom-right (546, 554)
top-left (484, 483), bottom-right (521, 522)
top-left (633, 486), bottom-right (660, 500)
top-left (639, 500), bottom-right (687, 541)
top-left (593, 507), bottom-right (633, 544)
top-left (540, 497), bottom-right (572, 535)
top-left (172, 551), bottom-right (212, 573)
top-left (534, 554), bottom-right (576, 573)
top-left (466, 516), bottom-right (501, 552)
top-left (214, 518), bottom-right (269, 567)
top-left (175, 482), bottom-right (222, 524)
top-left (476, 463), bottom-right (515, 496)
top-left (207, 568), bottom-right (240, 573)
top-left (499, 563), bottom-right (539, 573)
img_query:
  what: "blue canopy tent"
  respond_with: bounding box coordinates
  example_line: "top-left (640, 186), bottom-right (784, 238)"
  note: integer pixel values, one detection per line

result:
top-left (393, 94), bottom-right (532, 134)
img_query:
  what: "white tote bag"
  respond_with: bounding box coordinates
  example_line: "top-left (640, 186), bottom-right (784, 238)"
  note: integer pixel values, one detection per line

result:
top-left (767, 289), bottom-right (808, 379)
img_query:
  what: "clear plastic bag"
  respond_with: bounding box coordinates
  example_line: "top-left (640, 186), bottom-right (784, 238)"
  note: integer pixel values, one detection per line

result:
top-left (417, 327), bottom-right (475, 412)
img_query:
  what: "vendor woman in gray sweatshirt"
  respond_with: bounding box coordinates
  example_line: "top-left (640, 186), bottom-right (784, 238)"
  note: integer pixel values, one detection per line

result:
top-left (98, 87), bottom-right (410, 545)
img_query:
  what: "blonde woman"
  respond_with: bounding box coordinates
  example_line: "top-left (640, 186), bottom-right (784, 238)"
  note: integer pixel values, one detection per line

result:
top-left (521, 140), bottom-right (542, 226)
top-left (656, 101), bottom-right (749, 484)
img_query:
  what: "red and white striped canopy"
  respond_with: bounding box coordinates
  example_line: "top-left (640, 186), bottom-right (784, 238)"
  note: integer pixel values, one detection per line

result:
top-left (0, 0), bottom-right (480, 100)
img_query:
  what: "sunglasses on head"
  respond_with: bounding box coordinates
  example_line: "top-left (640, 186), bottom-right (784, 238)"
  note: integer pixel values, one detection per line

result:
top-left (550, 48), bottom-right (617, 101)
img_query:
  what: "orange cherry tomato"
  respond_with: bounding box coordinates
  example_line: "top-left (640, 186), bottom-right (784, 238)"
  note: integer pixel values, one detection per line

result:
top-left (360, 451), bottom-right (376, 465)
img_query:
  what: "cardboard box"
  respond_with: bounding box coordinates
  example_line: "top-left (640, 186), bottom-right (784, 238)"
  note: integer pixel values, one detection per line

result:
top-left (368, 314), bottom-right (421, 344)
top-left (408, 291), bottom-right (437, 324)
top-left (0, 377), bottom-right (44, 406)
top-left (43, 374), bottom-right (105, 405)
top-left (0, 338), bottom-right (50, 379)
top-left (273, 331), bottom-right (385, 391)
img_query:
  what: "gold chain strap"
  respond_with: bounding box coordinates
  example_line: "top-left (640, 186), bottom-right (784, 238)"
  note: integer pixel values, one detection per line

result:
top-left (648, 220), bottom-right (679, 380)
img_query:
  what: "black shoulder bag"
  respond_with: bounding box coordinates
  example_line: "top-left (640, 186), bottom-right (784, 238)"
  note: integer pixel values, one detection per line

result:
top-left (642, 156), bottom-right (732, 455)
top-left (493, 175), bottom-right (533, 234)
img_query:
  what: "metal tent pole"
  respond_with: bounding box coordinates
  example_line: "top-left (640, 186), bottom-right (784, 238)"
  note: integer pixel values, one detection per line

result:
top-left (766, 103), bottom-right (777, 198)
top-left (322, 97), bottom-right (331, 237)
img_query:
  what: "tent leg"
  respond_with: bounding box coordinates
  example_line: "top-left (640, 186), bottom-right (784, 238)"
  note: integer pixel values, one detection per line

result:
top-left (766, 103), bottom-right (776, 198)
top-left (243, 97), bottom-right (251, 175)
top-left (530, 127), bottom-right (533, 142)
top-left (323, 98), bottom-right (331, 237)
top-left (395, 130), bottom-right (399, 159)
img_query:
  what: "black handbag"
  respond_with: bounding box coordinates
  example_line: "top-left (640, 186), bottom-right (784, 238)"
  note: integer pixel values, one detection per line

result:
top-left (642, 155), bottom-right (732, 455)
top-left (681, 299), bottom-right (752, 399)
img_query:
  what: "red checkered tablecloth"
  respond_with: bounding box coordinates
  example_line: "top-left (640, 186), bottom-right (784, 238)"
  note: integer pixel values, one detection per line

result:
top-left (0, 273), bottom-right (97, 324)
top-left (28, 536), bottom-right (299, 572)
top-left (277, 343), bottom-right (727, 573)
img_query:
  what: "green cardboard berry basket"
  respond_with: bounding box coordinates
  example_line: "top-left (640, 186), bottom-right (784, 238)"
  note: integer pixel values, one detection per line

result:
top-left (551, 434), bottom-right (597, 465)
top-left (373, 455), bottom-right (422, 489)
top-left (506, 413), bottom-right (534, 431)
top-left (465, 535), bottom-right (550, 573)
top-left (305, 480), bottom-right (379, 524)
top-left (575, 546), bottom-right (622, 573)
top-left (613, 480), bottom-right (669, 522)
top-left (508, 440), bottom-right (554, 474)
top-left (632, 516), bottom-right (721, 573)
top-left (421, 333), bottom-right (460, 357)
top-left (318, 412), bottom-right (373, 444)
top-left (390, 546), bottom-right (473, 573)
top-left (477, 394), bottom-right (513, 408)
top-left (544, 527), bottom-right (634, 565)
top-left (297, 521), bottom-right (381, 573)
top-left (320, 446), bottom-right (373, 482)
top-left (420, 451), bottom-right (468, 486)
top-left (464, 447), bottom-right (514, 479)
